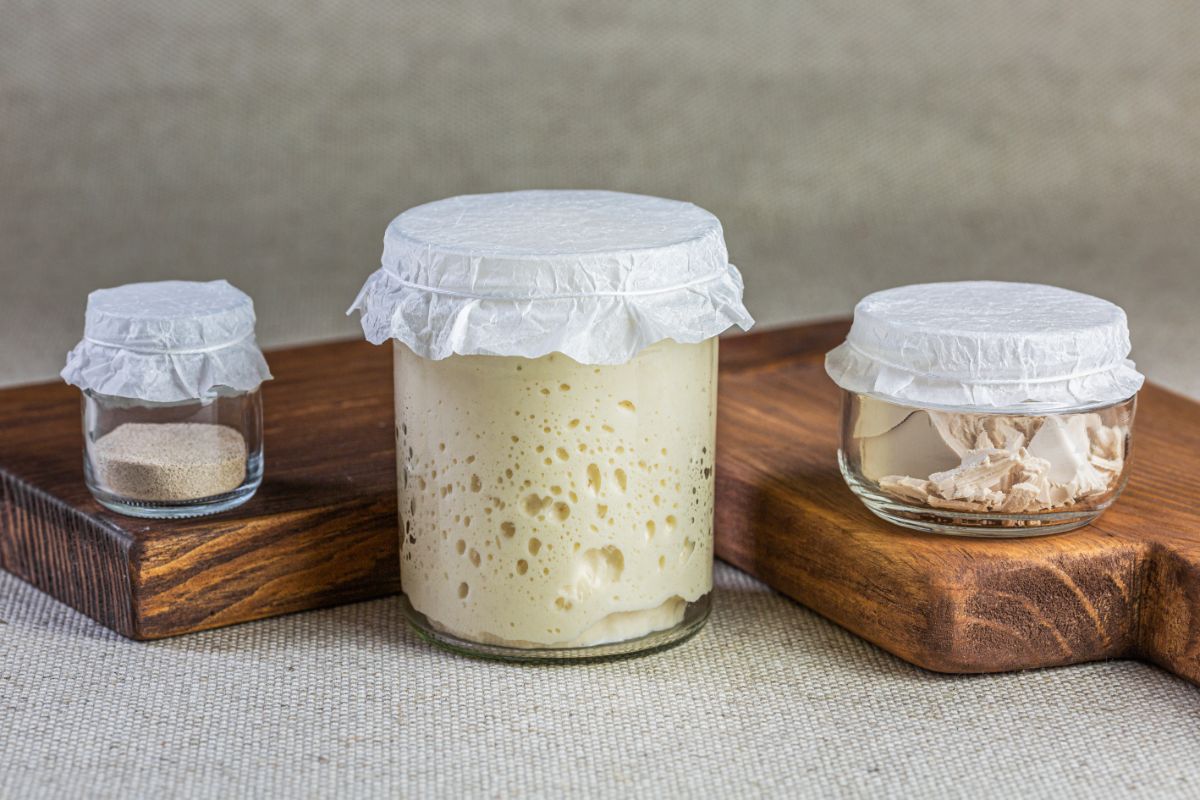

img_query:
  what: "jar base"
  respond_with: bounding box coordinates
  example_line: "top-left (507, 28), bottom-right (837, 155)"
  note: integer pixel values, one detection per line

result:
top-left (839, 452), bottom-right (1106, 538)
top-left (401, 592), bottom-right (711, 663)
top-left (86, 454), bottom-right (263, 519)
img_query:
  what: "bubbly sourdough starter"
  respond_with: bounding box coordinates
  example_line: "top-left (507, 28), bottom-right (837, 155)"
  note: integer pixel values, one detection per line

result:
top-left (395, 339), bottom-right (718, 648)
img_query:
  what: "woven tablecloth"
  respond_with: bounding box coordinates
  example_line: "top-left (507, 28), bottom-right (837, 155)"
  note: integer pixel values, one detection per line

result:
top-left (2, 561), bottom-right (1197, 799)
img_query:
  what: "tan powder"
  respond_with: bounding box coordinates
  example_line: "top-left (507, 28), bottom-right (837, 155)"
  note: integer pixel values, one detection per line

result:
top-left (92, 422), bottom-right (247, 501)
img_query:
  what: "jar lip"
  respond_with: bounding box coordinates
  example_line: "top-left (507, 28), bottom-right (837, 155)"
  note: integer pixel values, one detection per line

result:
top-left (83, 386), bottom-right (257, 406)
top-left (373, 268), bottom-right (732, 302)
top-left (845, 388), bottom-right (1138, 416)
top-left (80, 330), bottom-right (256, 356)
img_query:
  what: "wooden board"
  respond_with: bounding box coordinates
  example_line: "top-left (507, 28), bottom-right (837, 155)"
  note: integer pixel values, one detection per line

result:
top-left (714, 320), bottom-right (1200, 684)
top-left (0, 341), bottom-right (401, 639)
top-left (1, 322), bottom-right (1198, 687)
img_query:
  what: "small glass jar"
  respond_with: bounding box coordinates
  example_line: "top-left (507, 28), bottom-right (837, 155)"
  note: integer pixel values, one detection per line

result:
top-left (838, 392), bottom-right (1136, 535)
top-left (62, 280), bottom-right (273, 519)
top-left (352, 190), bottom-right (753, 660)
top-left (826, 282), bottom-right (1144, 537)
top-left (82, 388), bottom-right (264, 518)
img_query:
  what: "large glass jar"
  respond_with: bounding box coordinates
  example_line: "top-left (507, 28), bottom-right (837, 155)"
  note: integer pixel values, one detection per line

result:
top-left (62, 280), bottom-right (273, 519)
top-left (351, 190), bottom-right (753, 659)
top-left (826, 281), bottom-right (1144, 537)
top-left (82, 388), bottom-right (264, 518)
top-left (395, 339), bottom-right (718, 658)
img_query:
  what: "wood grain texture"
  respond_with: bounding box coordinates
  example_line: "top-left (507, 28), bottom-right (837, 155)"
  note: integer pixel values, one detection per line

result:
top-left (714, 320), bottom-right (1200, 683)
top-left (1, 321), bottom-right (1198, 689)
top-left (0, 341), bottom-right (401, 639)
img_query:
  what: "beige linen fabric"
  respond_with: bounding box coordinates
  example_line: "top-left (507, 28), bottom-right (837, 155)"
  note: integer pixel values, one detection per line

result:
top-left (2, 563), bottom-right (1199, 799)
top-left (3, 1), bottom-right (1200, 797)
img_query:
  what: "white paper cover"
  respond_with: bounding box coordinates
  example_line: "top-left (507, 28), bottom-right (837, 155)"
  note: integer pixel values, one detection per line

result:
top-left (348, 190), bottom-right (754, 364)
top-left (61, 280), bottom-right (273, 403)
top-left (825, 281), bottom-right (1145, 410)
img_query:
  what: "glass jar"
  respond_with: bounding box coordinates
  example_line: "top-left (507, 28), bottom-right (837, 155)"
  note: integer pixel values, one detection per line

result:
top-left (62, 279), bottom-right (273, 519)
top-left (394, 338), bottom-right (718, 659)
top-left (351, 190), bottom-right (753, 659)
top-left (826, 281), bottom-right (1144, 538)
top-left (838, 392), bottom-right (1136, 535)
top-left (83, 388), bottom-right (264, 518)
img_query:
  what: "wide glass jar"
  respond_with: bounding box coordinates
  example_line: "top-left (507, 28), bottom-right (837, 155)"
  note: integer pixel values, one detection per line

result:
top-left (82, 388), bottom-right (264, 518)
top-left (351, 190), bottom-right (753, 660)
top-left (838, 392), bottom-right (1135, 535)
top-left (62, 280), bottom-right (273, 519)
top-left (826, 282), bottom-right (1144, 537)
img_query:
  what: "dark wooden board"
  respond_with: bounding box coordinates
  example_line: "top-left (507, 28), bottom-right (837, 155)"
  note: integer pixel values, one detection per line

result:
top-left (2, 323), bottom-right (1198, 688)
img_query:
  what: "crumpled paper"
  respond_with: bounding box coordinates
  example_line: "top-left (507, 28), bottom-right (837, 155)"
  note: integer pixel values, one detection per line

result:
top-left (348, 190), bottom-right (754, 364)
top-left (825, 281), bottom-right (1144, 410)
top-left (61, 279), bottom-right (272, 403)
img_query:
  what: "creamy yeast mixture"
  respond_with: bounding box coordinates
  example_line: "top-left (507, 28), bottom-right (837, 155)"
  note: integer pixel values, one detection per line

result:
top-left (395, 339), bottom-right (717, 648)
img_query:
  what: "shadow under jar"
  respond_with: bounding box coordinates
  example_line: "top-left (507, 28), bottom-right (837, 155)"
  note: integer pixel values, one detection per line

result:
top-left (826, 281), bottom-right (1144, 537)
top-left (350, 190), bottom-right (754, 660)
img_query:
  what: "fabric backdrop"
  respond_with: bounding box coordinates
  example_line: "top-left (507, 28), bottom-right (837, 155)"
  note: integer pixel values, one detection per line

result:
top-left (1, 0), bottom-right (1198, 394)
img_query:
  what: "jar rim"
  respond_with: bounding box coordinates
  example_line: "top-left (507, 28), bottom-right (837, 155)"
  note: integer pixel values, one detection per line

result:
top-left (844, 387), bottom-right (1138, 416)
